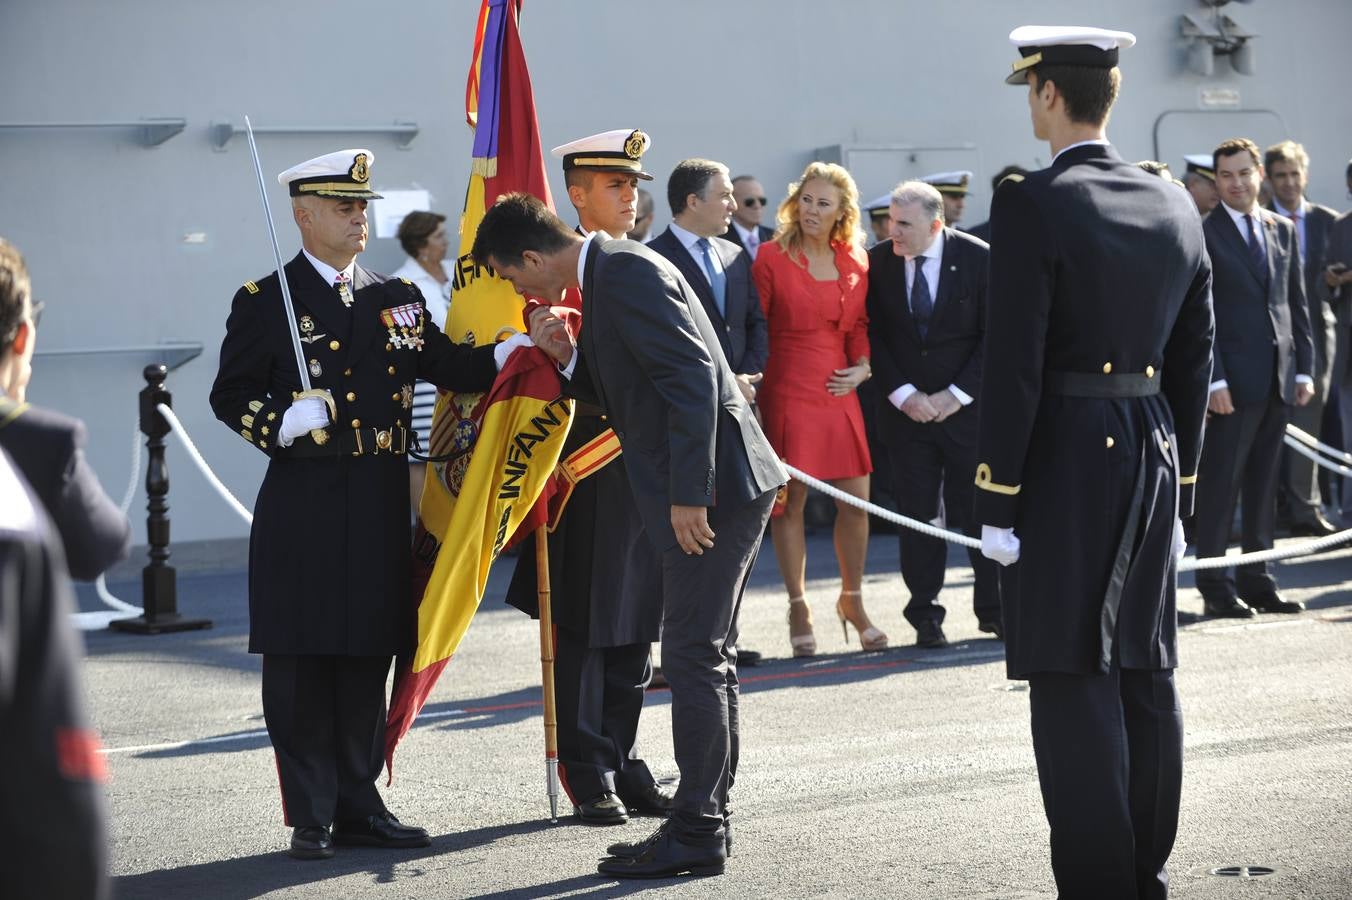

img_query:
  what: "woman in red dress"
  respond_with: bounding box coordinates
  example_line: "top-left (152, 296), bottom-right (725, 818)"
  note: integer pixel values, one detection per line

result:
top-left (752, 161), bottom-right (886, 656)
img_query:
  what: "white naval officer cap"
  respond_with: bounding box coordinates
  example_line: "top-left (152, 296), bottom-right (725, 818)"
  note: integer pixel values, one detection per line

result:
top-left (276, 149), bottom-right (383, 199)
top-left (1005, 25), bottom-right (1137, 85)
top-left (919, 171), bottom-right (974, 196)
top-left (863, 193), bottom-right (893, 220)
top-left (1183, 154), bottom-right (1217, 181)
top-left (551, 129), bottom-right (654, 180)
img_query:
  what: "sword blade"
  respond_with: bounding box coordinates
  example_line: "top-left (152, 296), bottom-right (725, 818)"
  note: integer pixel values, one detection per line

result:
top-left (243, 115), bottom-right (311, 393)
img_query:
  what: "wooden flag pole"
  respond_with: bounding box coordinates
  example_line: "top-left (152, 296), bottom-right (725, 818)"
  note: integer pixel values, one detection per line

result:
top-left (535, 524), bottom-right (561, 822)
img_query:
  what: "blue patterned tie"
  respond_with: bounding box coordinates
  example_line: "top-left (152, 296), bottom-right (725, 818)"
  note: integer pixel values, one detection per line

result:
top-left (911, 257), bottom-right (933, 340)
top-left (697, 238), bottom-right (727, 316)
top-left (1244, 214), bottom-right (1266, 272)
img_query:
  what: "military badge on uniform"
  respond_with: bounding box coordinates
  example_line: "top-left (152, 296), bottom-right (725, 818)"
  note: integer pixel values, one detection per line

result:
top-left (298, 314), bottom-right (326, 344)
top-left (380, 303), bottom-right (425, 350)
top-left (309, 358), bottom-right (322, 378)
top-left (400, 383), bottom-right (414, 410)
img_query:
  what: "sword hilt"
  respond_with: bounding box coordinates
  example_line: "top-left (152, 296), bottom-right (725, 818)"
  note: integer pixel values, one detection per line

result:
top-left (293, 388), bottom-right (336, 447)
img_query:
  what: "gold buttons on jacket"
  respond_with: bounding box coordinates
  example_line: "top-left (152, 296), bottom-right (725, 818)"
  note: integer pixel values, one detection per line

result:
top-left (343, 368), bottom-right (352, 377)
top-left (351, 418), bottom-right (361, 428)
top-left (1102, 362), bottom-right (1113, 374)
top-left (329, 340), bottom-right (340, 351)
top-left (385, 343), bottom-right (393, 352)
top-left (388, 366), bottom-right (396, 375)
top-left (1106, 436), bottom-right (1115, 449)
top-left (1145, 365), bottom-right (1155, 378)
top-left (346, 391), bottom-right (356, 402)
top-left (392, 392), bottom-right (400, 401)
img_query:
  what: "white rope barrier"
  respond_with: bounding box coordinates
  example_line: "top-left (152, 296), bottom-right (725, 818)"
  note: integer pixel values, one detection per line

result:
top-left (155, 404), bottom-right (254, 526)
top-left (1286, 423), bottom-right (1352, 464)
top-left (1284, 432), bottom-right (1352, 477)
top-left (781, 459), bottom-right (1352, 573)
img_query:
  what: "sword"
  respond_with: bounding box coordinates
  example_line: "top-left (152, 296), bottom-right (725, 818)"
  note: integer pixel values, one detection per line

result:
top-left (243, 115), bottom-right (334, 445)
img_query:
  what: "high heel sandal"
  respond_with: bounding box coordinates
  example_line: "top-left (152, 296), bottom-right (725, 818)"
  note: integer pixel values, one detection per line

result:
top-left (787, 596), bottom-right (816, 657)
top-left (836, 590), bottom-right (888, 651)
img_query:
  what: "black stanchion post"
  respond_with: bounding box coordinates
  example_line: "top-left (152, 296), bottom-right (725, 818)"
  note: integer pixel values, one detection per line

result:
top-left (110, 365), bottom-right (212, 635)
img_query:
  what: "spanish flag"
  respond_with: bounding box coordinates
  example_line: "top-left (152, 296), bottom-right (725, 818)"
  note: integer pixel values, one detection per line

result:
top-left (385, 0), bottom-right (563, 777)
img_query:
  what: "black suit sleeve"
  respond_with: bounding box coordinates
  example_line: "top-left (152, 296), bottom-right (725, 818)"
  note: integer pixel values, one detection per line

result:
top-left (49, 420), bottom-right (131, 581)
top-left (606, 254), bottom-right (719, 507)
top-left (1202, 222), bottom-right (1229, 387)
top-left (1162, 249), bottom-right (1215, 517)
top-left (950, 243), bottom-right (987, 400)
top-left (1285, 229), bottom-right (1314, 379)
top-left (864, 251), bottom-right (906, 397)
top-left (738, 256), bottom-right (769, 375)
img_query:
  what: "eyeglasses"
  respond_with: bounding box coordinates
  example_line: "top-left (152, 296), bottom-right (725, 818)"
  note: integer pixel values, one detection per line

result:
top-left (742, 197), bottom-right (768, 208)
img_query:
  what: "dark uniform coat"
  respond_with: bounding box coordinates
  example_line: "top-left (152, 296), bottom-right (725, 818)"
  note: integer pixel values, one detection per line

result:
top-left (210, 252), bottom-right (496, 656)
top-left (973, 144), bottom-right (1215, 679)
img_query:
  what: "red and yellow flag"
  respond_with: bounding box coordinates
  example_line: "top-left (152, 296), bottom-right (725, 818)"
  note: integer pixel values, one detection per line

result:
top-left (385, 0), bottom-right (565, 777)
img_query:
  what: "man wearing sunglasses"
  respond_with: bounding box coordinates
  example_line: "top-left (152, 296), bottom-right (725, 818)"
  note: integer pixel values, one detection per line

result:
top-left (722, 175), bottom-right (774, 261)
top-left (0, 237), bottom-right (131, 581)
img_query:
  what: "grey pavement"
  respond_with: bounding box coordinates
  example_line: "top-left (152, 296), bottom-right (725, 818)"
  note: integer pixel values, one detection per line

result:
top-left (79, 529), bottom-right (1352, 899)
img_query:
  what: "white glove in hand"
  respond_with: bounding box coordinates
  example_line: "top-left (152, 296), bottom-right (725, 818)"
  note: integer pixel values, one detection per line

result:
top-left (493, 332), bottom-right (535, 369)
top-left (980, 525), bottom-right (1021, 567)
top-left (279, 397), bottom-right (330, 447)
top-left (1173, 517), bottom-right (1187, 565)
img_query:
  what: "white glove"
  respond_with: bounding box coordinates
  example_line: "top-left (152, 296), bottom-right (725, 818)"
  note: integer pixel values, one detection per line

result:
top-left (493, 332), bottom-right (535, 369)
top-left (1173, 517), bottom-right (1187, 565)
top-left (981, 525), bottom-right (1021, 567)
top-left (279, 397), bottom-right (330, 447)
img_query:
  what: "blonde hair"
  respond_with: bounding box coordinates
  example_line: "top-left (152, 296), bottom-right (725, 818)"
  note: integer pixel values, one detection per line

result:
top-left (772, 161), bottom-right (862, 257)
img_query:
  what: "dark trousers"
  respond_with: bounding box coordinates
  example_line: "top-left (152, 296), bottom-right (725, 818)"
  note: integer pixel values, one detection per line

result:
top-left (261, 654), bottom-right (390, 827)
top-left (886, 427), bottom-right (1001, 627)
top-left (1194, 391), bottom-right (1288, 596)
top-left (1028, 665), bottom-right (1183, 900)
top-left (553, 629), bottom-right (654, 803)
top-left (661, 489), bottom-right (774, 844)
top-left (1279, 388), bottom-right (1329, 522)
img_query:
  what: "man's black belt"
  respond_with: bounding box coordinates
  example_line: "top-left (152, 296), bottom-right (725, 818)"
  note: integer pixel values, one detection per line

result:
top-left (1043, 371), bottom-right (1160, 398)
top-left (287, 424), bottom-right (409, 458)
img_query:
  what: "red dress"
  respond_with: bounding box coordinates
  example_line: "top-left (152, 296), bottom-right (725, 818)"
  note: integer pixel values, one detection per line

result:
top-left (752, 239), bottom-right (872, 480)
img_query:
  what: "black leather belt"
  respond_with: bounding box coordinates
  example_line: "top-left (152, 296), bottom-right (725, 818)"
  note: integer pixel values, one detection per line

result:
top-left (287, 425), bottom-right (409, 458)
top-left (1043, 371), bottom-right (1160, 398)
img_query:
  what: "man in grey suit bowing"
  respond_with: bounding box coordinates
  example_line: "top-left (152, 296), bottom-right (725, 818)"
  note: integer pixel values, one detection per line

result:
top-left (473, 193), bottom-right (785, 879)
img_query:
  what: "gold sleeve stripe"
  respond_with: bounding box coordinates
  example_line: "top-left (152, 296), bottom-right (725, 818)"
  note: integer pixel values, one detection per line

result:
top-left (1178, 474), bottom-right (1197, 485)
top-left (244, 281), bottom-right (260, 295)
top-left (248, 400), bottom-right (263, 413)
top-left (974, 463), bottom-right (1021, 496)
top-left (241, 414), bottom-right (255, 429)
top-left (240, 429), bottom-right (253, 442)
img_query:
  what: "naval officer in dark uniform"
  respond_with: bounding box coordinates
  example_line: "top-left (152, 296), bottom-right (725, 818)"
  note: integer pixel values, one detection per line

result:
top-left (973, 27), bottom-right (1215, 898)
top-left (506, 129), bottom-right (670, 825)
top-left (211, 149), bottom-right (523, 860)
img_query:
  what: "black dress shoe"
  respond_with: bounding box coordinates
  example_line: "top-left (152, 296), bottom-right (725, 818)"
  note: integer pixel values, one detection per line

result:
top-left (576, 792), bottom-right (629, 825)
top-left (608, 822), bottom-right (731, 860)
top-left (1201, 594), bottom-right (1256, 619)
top-left (1238, 590), bottom-right (1305, 614)
top-left (915, 621), bottom-right (948, 648)
top-left (289, 825), bottom-right (334, 860)
top-left (735, 647), bottom-right (763, 667)
top-left (977, 619), bottom-right (1004, 640)
top-left (331, 811), bottom-right (430, 848)
top-left (598, 823), bottom-right (726, 878)
top-left (621, 782), bottom-right (674, 816)
top-left (1289, 513), bottom-right (1339, 538)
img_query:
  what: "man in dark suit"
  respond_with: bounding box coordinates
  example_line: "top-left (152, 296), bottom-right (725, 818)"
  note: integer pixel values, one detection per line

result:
top-left (506, 129), bottom-right (669, 826)
top-left (720, 174), bottom-right (774, 261)
top-left (1195, 138), bottom-right (1316, 618)
top-left (964, 165), bottom-right (1029, 242)
top-left (648, 158), bottom-right (768, 408)
top-left (1265, 140), bottom-right (1340, 536)
top-left (1323, 195), bottom-right (1352, 523)
top-left (866, 181), bottom-right (999, 648)
top-left (211, 149), bottom-right (513, 860)
top-left (473, 193), bottom-right (786, 879)
top-left (975, 26), bottom-right (1214, 896)
top-left (0, 239), bottom-right (130, 580)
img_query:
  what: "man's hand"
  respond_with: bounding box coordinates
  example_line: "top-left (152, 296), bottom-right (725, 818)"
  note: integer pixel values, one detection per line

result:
top-left (826, 363), bottom-right (870, 397)
top-left (1207, 387), bottom-right (1235, 415)
top-left (900, 392), bottom-right (940, 423)
top-left (279, 396), bottom-right (331, 447)
top-left (528, 308), bottom-right (575, 365)
top-left (736, 372), bottom-right (762, 405)
top-left (1325, 263), bottom-right (1350, 289)
top-left (929, 389), bottom-right (962, 422)
top-left (1295, 380), bottom-right (1315, 407)
top-left (671, 504), bottom-right (715, 555)
top-left (980, 525), bottom-right (1020, 567)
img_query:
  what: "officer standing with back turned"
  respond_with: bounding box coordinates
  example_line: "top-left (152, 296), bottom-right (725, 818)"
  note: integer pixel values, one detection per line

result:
top-left (973, 27), bottom-right (1215, 898)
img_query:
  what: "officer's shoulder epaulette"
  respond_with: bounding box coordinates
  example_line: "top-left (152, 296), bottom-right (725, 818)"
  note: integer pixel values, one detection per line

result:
top-left (399, 276), bottom-right (413, 285)
top-left (997, 172), bottom-right (1026, 187)
top-left (243, 281), bottom-right (260, 295)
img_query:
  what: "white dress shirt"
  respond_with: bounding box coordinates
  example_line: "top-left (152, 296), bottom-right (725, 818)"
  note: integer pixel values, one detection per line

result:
top-left (302, 249), bottom-right (356, 289)
top-left (1051, 138), bottom-right (1111, 165)
top-left (555, 232), bottom-right (604, 379)
top-left (730, 220), bottom-right (762, 259)
top-left (669, 221), bottom-right (725, 286)
top-left (886, 228), bottom-right (974, 411)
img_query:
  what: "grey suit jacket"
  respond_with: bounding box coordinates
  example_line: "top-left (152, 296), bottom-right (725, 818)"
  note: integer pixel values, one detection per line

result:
top-left (1326, 210), bottom-right (1352, 328)
top-left (570, 238), bottom-right (785, 552)
top-left (1268, 201), bottom-right (1339, 386)
top-left (646, 228), bottom-right (768, 375)
top-left (1203, 207), bottom-right (1314, 406)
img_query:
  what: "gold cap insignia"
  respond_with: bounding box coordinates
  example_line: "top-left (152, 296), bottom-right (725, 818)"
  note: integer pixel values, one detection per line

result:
top-left (350, 153), bottom-right (371, 184)
top-left (624, 130), bottom-right (649, 161)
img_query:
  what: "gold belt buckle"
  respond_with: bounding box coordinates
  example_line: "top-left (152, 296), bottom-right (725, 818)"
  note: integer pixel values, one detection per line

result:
top-left (376, 429), bottom-right (392, 452)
